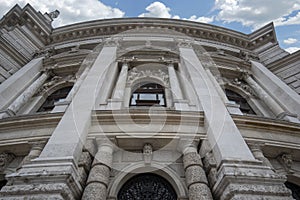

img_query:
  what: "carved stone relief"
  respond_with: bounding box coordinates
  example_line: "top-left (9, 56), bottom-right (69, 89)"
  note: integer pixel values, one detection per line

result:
top-left (37, 74), bottom-right (75, 95)
top-left (277, 153), bottom-right (294, 173)
top-left (231, 77), bottom-right (257, 97)
top-left (0, 152), bottom-right (15, 172)
top-left (127, 67), bottom-right (169, 86)
top-left (143, 143), bottom-right (153, 164)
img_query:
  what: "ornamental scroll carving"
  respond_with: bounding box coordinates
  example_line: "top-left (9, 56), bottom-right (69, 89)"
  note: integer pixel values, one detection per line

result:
top-left (37, 74), bottom-right (75, 95)
top-left (278, 153), bottom-right (293, 173)
top-left (0, 152), bottom-right (15, 172)
top-left (231, 78), bottom-right (257, 97)
top-left (127, 67), bottom-right (169, 86)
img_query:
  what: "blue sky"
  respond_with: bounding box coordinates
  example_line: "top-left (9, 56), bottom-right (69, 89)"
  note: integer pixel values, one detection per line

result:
top-left (0, 0), bottom-right (299, 53)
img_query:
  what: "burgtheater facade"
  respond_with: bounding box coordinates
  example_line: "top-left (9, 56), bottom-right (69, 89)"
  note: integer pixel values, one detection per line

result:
top-left (0, 4), bottom-right (300, 200)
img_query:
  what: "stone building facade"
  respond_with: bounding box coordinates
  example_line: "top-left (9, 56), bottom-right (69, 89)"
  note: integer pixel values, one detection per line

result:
top-left (0, 4), bottom-right (300, 200)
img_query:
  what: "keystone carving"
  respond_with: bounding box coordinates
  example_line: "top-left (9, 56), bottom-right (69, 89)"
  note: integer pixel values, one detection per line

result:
top-left (143, 143), bottom-right (153, 164)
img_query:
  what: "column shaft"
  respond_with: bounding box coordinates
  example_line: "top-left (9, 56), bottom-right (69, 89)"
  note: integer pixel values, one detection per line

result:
top-left (1, 72), bottom-right (49, 118)
top-left (51, 64), bottom-right (91, 113)
top-left (82, 141), bottom-right (113, 200)
top-left (168, 63), bottom-right (184, 99)
top-left (168, 63), bottom-right (189, 110)
top-left (181, 144), bottom-right (213, 200)
top-left (112, 62), bottom-right (128, 99)
top-left (251, 61), bottom-right (300, 116)
top-left (244, 74), bottom-right (284, 116)
top-left (38, 45), bottom-right (117, 163)
top-left (179, 46), bottom-right (255, 164)
top-left (0, 57), bottom-right (43, 110)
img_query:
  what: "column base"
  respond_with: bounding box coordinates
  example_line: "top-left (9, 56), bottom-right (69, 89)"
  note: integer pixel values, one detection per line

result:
top-left (0, 158), bottom-right (83, 199)
top-left (226, 102), bottom-right (243, 115)
top-left (213, 160), bottom-right (293, 200)
top-left (107, 99), bottom-right (123, 110)
top-left (277, 112), bottom-right (300, 123)
top-left (174, 99), bottom-right (190, 111)
top-left (0, 109), bottom-right (15, 119)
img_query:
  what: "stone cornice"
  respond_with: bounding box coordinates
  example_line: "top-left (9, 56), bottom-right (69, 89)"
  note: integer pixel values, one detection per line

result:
top-left (92, 109), bottom-right (205, 126)
top-left (0, 112), bottom-right (63, 131)
top-left (50, 18), bottom-right (276, 51)
top-left (0, 4), bottom-right (52, 44)
top-left (267, 49), bottom-right (300, 72)
top-left (232, 114), bottom-right (300, 134)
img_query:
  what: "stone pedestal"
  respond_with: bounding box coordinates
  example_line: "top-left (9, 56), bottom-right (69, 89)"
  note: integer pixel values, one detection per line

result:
top-left (0, 158), bottom-right (82, 199)
top-left (212, 160), bottom-right (293, 200)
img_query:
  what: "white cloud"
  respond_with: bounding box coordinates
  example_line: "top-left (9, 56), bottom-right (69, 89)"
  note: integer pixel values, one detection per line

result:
top-left (139, 1), bottom-right (214, 24)
top-left (214, 0), bottom-right (300, 29)
top-left (285, 47), bottom-right (300, 53)
top-left (0, 0), bottom-right (125, 27)
top-left (138, 1), bottom-right (171, 18)
top-left (283, 38), bottom-right (298, 45)
top-left (186, 15), bottom-right (214, 23)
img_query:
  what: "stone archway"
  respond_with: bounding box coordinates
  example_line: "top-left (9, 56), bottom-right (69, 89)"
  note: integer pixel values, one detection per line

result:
top-left (117, 173), bottom-right (177, 200)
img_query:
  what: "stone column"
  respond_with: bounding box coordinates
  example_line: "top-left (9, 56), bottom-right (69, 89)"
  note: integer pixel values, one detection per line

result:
top-left (180, 140), bottom-right (213, 200)
top-left (52, 64), bottom-right (91, 113)
top-left (39, 44), bottom-right (117, 163)
top-left (251, 61), bottom-right (300, 118)
top-left (168, 63), bottom-right (189, 110)
top-left (177, 63), bottom-right (199, 110)
top-left (0, 42), bottom-right (119, 199)
top-left (243, 74), bottom-right (286, 117)
top-left (0, 57), bottom-right (43, 110)
top-left (179, 45), bottom-right (255, 165)
top-left (82, 139), bottom-right (113, 200)
top-left (205, 68), bottom-right (243, 115)
top-left (248, 143), bottom-right (274, 170)
top-left (108, 62), bottom-right (128, 109)
top-left (0, 71), bottom-right (49, 118)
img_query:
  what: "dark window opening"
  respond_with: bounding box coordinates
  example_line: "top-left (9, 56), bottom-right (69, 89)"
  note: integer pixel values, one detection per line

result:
top-left (225, 89), bottom-right (256, 115)
top-left (130, 83), bottom-right (166, 107)
top-left (118, 173), bottom-right (177, 200)
top-left (0, 179), bottom-right (7, 190)
top-left (285, 182), bottom-right (300, 200)
top-left (37, 86), bottom-right (72, 112)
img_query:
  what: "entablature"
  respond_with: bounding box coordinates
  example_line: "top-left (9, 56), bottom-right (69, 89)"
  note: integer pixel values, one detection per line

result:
top-left (50, 18), bottom-right (276, 51)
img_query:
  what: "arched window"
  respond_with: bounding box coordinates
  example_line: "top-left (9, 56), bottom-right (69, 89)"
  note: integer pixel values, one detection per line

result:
top-left (130, 83), bottom-right (166, 107)
top-left (118, 173), bottom-right (177, 200)
top-left (37, 86), bottom-right (72, 112)
top-left (225, 89), bottom-right (256, 115)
